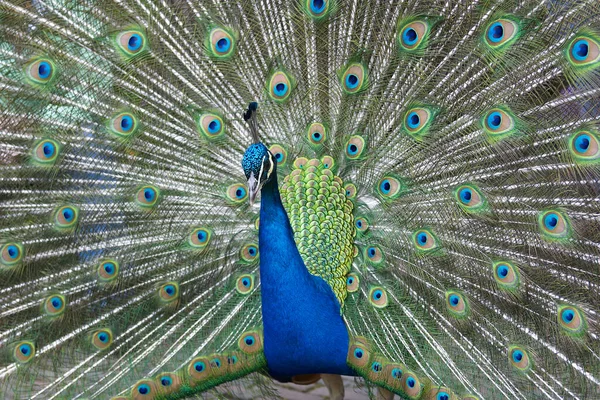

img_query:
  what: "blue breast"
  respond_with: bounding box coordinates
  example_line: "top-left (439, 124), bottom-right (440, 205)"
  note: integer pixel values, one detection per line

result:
top-left (258, 177), bottom-right (354, 381)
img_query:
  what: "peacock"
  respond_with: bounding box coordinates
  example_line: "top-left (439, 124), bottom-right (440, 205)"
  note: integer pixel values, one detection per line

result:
top-left (1, 0), bottom-right (600, 399)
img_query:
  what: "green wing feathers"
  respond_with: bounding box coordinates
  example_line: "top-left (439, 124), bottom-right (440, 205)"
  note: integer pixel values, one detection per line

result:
top-left (1, 0), bottom-right (600, 399)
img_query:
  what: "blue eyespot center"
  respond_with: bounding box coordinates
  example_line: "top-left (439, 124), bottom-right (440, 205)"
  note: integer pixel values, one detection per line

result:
top-left (346, 74), bottom-right (359, 89)
top-left (459, 188), bottom-right (472, 203)
top-left (407, 377), bottom-right (416, 388)
top-left (512, 350), bottom-right (523, 363)
top-left (356, 220), bottom-right (363, 228)
top-left (407, 112), bottom-right (420, 128)
top-left (42, 142), bottom-right (55, 157)
top-left (104, 263), bottom-right (115, 274)
top-left (371, 362), bottom-right (382, 372)
top-left (544, 213), bottom-right (559, 230)
top-left (392, 368), bottom-right (402, 379)
top-left (197, 230), bottom-right (206, 241)
top-left (138, 384), bottom-right (150, 395)
top-left (274, 82), bottom-right (288, 96)
top-left (449, 294), bottom-right (460, 306)
top-left (354, 348), bottom-right (363, 359)
top-left (216, 37), bottom-right (231, 52)
top-left (275, 153), bottom-right (282, 160)
top-left (121, 115), bottom-right (133, 131)
top-left (368, 247), bottom-right (376, 257)
top-left (242, 278), bottom-right (250, 287)
top-left (144, 188), bottom-right (155, 201)
top-left (373, 290), bottom-right (383, 300)
top-left (128, 34), bottom-right (142, 51)
top-left (311, 0), bottom-right (326, 13)
top-left (348, 144), bottom-right (358, 155)
top-left (575, 134), bottom-right (591, 153)
top-left (562, 309), bottom-right (575, 323)
top-left (235, 187), bottom-right (246, 199)
top-left (212, 358), bottom-right (221, 368)
top-left (98, 332), bottom-right (109, 343)
top-left (488, 22), bottom-right (504, 43)
top-left (487, 112), bottom-right (502, 129)
top-left (7, 245), bottom-right (19, 259)
top-left (347, 277), bottom-right (354, 285)
top-left (437, 392), bottom-right (450, 400)
top-left (165, 285), bottom-right (175, 296)
top-left (161, 376), bottom-right (172, 386)
top-left (497, 265), bottom-right (509, 278)
top-left (51, 297), bottom-right (62, 309)
top-left (417, 232), bottom-right (428, 245)
top-left (62, 208), bottom-right (74, 222)
top-left (194, 361), bottom-right (205, 372)
top-left (402, 27), bottom-right (418, 46)
top-left (248, 247), bottom-right (256, 256)
top-left (20, 344), bottom-right (30, 355)
top-left (380, 179), bottom-right (391, 194)
top-left (244, 336), bottom-right (255, 346)
top-left (208, 119), bottom-right (221, 134)
top-left (573, 39), bottom-right (589, 61)
top-left (312, 132), bottom-right (321, 141)
top-left (38, 61), bottom-right (51, 79)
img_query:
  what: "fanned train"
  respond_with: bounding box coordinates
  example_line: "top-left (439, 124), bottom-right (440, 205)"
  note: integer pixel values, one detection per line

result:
top-left (1, 0), bottom-right (600, 399)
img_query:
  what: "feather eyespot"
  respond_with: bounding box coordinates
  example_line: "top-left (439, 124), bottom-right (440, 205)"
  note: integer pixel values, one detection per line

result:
top-left (269, 144), bottom-right (288, 166)
top-left (188, 357), bottom-right (210, 381)
top-left (508, 345), bottom-right (531, 372)
top-left (1, 242), bottom-right (24, 266)
top-left (189, 227), bottom-right (212, 249)
top-left (398, 19), bottom-right (430, 52)
top-left (197, 113), bottom-right (225, 141)
top-left (320, 155), bottom-right (335, 170)
top-left (355, 217), bottom-right (369, 233)
top-left (98, 259), bottom-right (119, 282)
top-left (412, 229), bottom-right (438, 252)
top-left (347, 338), bottom-right (371, 368)
top-left (569, 130), bottom-right (599, 164)
top-left (341, 63), bottom-right (366, 94)
top-left (493, 261), bottom-right (519, 290)
top-left (424, 388), bottom-right (454, 400)
top-left (13, 341), bottom-right (35, 363)
top-left (43, 294), bottom-right (66, 317)
top-left (236, 274), bottom-right (255, 294)
top-left (369, 287), bottom-right (388, 308)
top-left (226, 184), bottom-right (248, 204)
top-left (131, 379), bottom-right (156, 398)
top-left (238, 331), bottom-right (262, 354)
top-left (482, 107), bottom-right (518, 140)
top-left (454, 184), bottom-right (486, 212)
top-left (345, 135), bottom-right (366, 160)
top-left (268, 71), bottom-right (294, 102)
top-left (346, 273), bottom-right (359, 292)
top-left (116, 30), bottom-right (147, 57)
top-left (375, 175), bottom-right (403, 200)
top-left (403, 107), bottom-right (435, 138)
top-left (136, 185), bottom-right (160, 208)
top-left (91, 328), bottom-right (113, 350)
top-left (208, 27), bottom-right (236, 58)
top-left (567, 35), bottom-right (600, 68)
top-left (402, 371), bottom-right (423, 398)
top-left (557, 305), bottom-right (586, 336)
top-left (159, 282), bottom-right (179, 303)
top-left (364, 245), bottom-right (383, 267)
top-left (155, 372), bottom-right (180, 393)
top-left (445, 290), bottom-right (469, 318)
top-left (54, 205), bottom-right (79, 229)
top-left (344, 183), bottom-right (357, 199)
top-left (538, 209), bottom-right (570, 241)
top-left (305, 0), bottom-right (330, 18)
top-left (32, 139), bottom-right (60, 164)
top-left (240, 243), bottom-right (258, 263)
top-left (25, 58), bottom-right (56, 84)
top-left (307, 123), bottom-right (327, 149)
top-left (109, 112), bottom-right (138, 137)
top-left (485, 19), bottom-right (519, 48)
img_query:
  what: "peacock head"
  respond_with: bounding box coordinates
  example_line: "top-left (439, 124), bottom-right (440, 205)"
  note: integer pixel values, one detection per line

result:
top-left (242, 143), bottom-right (276, 204)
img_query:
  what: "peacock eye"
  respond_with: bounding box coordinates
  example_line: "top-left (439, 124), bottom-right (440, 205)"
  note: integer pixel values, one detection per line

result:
top-left (136, 185), bottom-right (160, 208)
top-left (159, 282), bottom-right (180, 303)
top-left (91, 328), bottom-right (113, 350)
top-left (33, 139), bottom-right (60, 164)
top-left (98, 259), bottom-right (119, 282)
top-left (445, 290), bottom-right (469, 318)
top-left (268, 71), bottom-right (294, 102)
top-left (26, 58), bottom-right (56, 84)
top-left (2, 242), bottom-right (24, 266)
top-left (403, 107), bottom-right (434, 138)
top-left (208, 27), bottom-right (236, 58)
top-left (236, 274), bottom-right (255, 294)
top-left (567, 35), bottom-right (600, 68)
top-left (508, 345), bottom-right (531, 372)
top-left (569, 130), bottom-right (600, 164)
top-left (538, 209), bottom-right (571, 241)
top-left (345, 135), bottom-right (366, 160)
top-left (484, 19), bottom-right (519, 49)
top-left (109, 112), bottom-right (138, 137)
top-left (341, 63), bottom-right (367, 94)
top-left (198, 113), bottom-right (225, 141)
top-left (307, 122), bottom-right (327, 149)
top-left (412, 229), bottom-right (438, 252)
top-left (116, 30), bottom-right (147, 57)
top-left (226, 183), bottom-right (248, 204)
top-left (369, 286), bottom-right (388, 308)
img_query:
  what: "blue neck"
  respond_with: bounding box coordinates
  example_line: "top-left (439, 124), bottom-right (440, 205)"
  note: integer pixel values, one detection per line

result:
top-left (258, 175), bottom-right (353, 380)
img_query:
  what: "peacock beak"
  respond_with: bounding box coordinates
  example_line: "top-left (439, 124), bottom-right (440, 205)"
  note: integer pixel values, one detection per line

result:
top-left (247, 172), bottom-right (259, 205)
